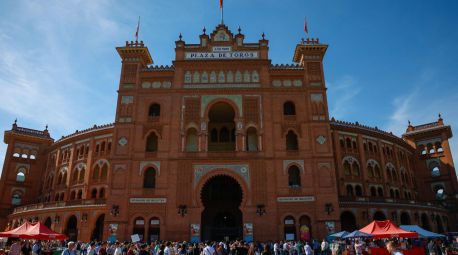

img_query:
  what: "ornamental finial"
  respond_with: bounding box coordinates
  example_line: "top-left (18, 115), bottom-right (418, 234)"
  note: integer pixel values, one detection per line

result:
top-left (179, 33), bottom-right (183, 41)
top-left (238, 26), bottom-right (241, 35)
top-left (262, 32), bottom-right (265, 40)
top-left (203, 27), bottom-right (206, 35)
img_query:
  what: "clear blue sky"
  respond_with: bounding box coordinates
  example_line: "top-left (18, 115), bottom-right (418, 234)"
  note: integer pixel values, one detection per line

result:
top-left (0, 0), bottom-right (457, 174)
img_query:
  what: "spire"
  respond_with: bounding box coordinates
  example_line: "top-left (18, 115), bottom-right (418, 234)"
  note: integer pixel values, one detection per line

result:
top-left (203, 26), bottom-right (206, 35)
top-left (219, 0), bottom-right (224, 24)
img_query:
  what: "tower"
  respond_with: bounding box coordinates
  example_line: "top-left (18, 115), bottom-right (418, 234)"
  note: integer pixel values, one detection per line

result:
top-left (403, 115), bottom-right (458, 231)
top-left (0, 121), bottom-right (53, 230)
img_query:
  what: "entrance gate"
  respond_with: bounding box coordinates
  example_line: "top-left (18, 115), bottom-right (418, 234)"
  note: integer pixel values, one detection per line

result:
top-left (201, 175), bottom-right (243, 241)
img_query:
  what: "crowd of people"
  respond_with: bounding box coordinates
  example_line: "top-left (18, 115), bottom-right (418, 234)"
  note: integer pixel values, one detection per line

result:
top-left (0, 238), bottom-right (457, 255)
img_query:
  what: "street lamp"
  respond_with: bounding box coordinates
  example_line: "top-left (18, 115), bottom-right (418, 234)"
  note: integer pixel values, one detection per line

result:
top-left (178, 204), bottom-right (187, 217)
top-left (256, 204), bottom-right (266, 216)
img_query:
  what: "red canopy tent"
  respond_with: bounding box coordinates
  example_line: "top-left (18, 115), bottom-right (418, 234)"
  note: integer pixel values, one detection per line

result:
top-left (0, 222), bottom-right (67, 240)
top-left (359, 220), bottom-right (418, 238)
top-left (0, 221), bottom-right (34, 238)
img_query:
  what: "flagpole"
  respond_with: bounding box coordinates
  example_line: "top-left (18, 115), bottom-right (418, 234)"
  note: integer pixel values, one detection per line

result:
top-left (221, 3), bottom-right (224, 24)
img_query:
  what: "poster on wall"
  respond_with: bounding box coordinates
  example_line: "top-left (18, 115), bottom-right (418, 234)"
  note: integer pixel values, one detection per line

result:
top-left (108, 224), bottom-right (118, 242)
top-left (299, 225), bottom-right (311, 241)
top-left (243, 223), bottom-right (253, 242)
top-left (190, 224), bottom-right (200, 243)
top-left (285, 233), bottom-right (295, 241)
top-left (325, 221), bottom-right (335, 233)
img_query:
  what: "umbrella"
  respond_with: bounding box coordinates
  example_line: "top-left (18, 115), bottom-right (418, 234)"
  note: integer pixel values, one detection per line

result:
top-left (0, 221), bottom-right (67, 240)
top-left (400, 225), bottom-right (445, 238)
top-left (328, 231), bottom-right (350, 238)
top-left (343, 230), bottom-right (373, 239)
top-left (359, 220), bottom-right (418, 239)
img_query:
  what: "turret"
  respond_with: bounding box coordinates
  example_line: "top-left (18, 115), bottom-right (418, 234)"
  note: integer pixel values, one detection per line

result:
top-left (0, 120), bottom-right (53, 230)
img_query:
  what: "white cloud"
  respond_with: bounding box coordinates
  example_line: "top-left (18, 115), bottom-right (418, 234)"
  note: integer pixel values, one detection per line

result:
top-left (384, 85), bottom-right (458, 177)
top-left (327, 75), bottom-right (361, 119)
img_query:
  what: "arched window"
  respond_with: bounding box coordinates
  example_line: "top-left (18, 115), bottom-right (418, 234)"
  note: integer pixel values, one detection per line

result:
top-left (370, 187), bottom-right (377, 197)
top-left (352, 162), bottom-right (360, 176)
top-left (16, 170), bottom-right (26, 182)
top-left (60, 193), bottom-right (65, 201)
top-left (339, 139), bottom-right (345, 148)
top-left (355, 185), bottom-right (363, 196)
top-left (436, 142), bottom-right (443, 152)
top-left (210, 128), bottom-right (218, 143)
top-left (146, 132), bottom-right (158, 152)
top-left (434, 185), bottom-right (445, 200)
top-left (148, 104), bottom-right (160, 117)
top-left (79, 168), bottom-right (85, 182)
top-left (392, 169), bottom-right (398, 181)
top-left (100, 164), bottom-right (108, 180)
top-left (92, 165), bottom-right (100, 180)
top-left (201, 72), bottom-right (209, 83)
top-left (288, 166), bottom-right (301, 187)
top-left (377, 187), bottom-right (384, 197)
top-left (430, 161), bottom-right (440, 177)
top-left (375, 165), bottom-right (381, 178)
top-left (219, 127), bottom-right (230, 142)
top-left (246, 127), bottom-right (258, 152)
top-left (77, 190), bottom-right (82, 200)
top-left (72, 170), bottom-right (79, 184)
top-left (367, 165), bottom-right (374, 178)
top-left (185, 128), bottom-right (198, 152)
top-left (395, 190), bottom-right (400, 199)
top-left (133, 217), bottom-right (145, 241)
top-left (390, 189), bottom-right (395, 198)
top-left (352, 140), bottom-right (357, 150)
top-left (346, 185), bottom-right (354, 196)
top-left (346, 138), bottom-right (352, 149)
top-left (283, 101), bottom-right (296, 115)
top-left (99, 188), bottom-right (105, 198)
top-left (343, 161), bottom-right (351, 176)
top-left (427, 143), bottom-right (435, 154)
top-left (143, 168), bottom-right (156, 188)
top-left (70, 191), bottom-right (76, 200)
top-left (286, 130), bottom-right (298, 151)
top-left (11, 192), bottom-right (22, 205)
top-left (91, 188), bottom-right (97, 199)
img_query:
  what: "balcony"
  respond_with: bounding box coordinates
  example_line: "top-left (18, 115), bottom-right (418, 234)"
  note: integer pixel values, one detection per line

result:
top-left (339, 196), bottom-right (445, 210)
top-left (12, 199), bottom-right (106, 214)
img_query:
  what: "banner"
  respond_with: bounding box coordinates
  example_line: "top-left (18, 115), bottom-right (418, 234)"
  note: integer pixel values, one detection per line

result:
top-left (243, 223), bottom-right (253, 242)
top-left (190, 224), bottom-right (200, 243)
top-left (299, 224), bottom-right (311, 241)
top-left (108, 224), bottom-right (118, 242)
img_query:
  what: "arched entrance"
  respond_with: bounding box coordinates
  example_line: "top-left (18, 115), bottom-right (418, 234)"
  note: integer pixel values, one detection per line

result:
top-left (421, 213), bottom-right (430, 231)
top-left (44, 217), bottom-right (52, 230)
top-left (340, 211), bottom-right (357, 231)
top-left (299, 215), bottom-right (312, 241)
top-left (373, 211), bottom-right (386, 221)
top-left (148, 217), bottom-right (160, 242)
top-left (207, 102), bottom-right (236, 151)
top-left (201, 175), bottom-right (243, 240)
top-left (65, 215), bottom-right (78, 241)
top-left (400, 212), bottom-right (411, 225)
top-left (91, 214), bottom-right (105, 241)
top-left (284, 216), bottom-right (296, 240)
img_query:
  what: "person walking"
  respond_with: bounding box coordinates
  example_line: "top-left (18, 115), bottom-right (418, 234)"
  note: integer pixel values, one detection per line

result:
top-left (62, 242), bottom-right (77, 255)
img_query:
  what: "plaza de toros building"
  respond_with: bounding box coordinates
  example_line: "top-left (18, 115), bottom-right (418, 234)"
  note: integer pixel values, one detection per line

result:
top-left (0, 23), bottom-right (457, 242)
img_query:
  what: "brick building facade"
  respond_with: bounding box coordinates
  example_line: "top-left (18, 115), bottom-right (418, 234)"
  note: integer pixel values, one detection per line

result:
top-left (0, 24), bottom-right (457, 242)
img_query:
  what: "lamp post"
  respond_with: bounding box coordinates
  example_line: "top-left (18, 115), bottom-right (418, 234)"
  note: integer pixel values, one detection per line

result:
top-left (110, 205), bottom-right (120, 217)
top-left (256, 204), bottom-right (266, 216)
top-left (325, 203), bottom-right (334, 215)
top-left (178, 204), bottom-right (187, 217)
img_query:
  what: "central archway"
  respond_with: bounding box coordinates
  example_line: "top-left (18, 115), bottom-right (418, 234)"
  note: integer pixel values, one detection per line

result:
top-left (207, 102), bottom-right (236, 151)
top-left (201, 175), bottom-right (243, 241)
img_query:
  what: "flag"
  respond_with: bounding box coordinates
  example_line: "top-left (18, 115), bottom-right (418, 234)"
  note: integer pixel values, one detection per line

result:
top-left (304, 17), bottom-right (308, 34)
top-left (135, 16), bottom-right (140, 41)
top-left (220, 0), bottom-right (223, 9)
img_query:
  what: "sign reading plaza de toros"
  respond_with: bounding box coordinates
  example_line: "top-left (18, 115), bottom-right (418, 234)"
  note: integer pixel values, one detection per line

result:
top-left (185, 46), bottom-right (259, 60)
